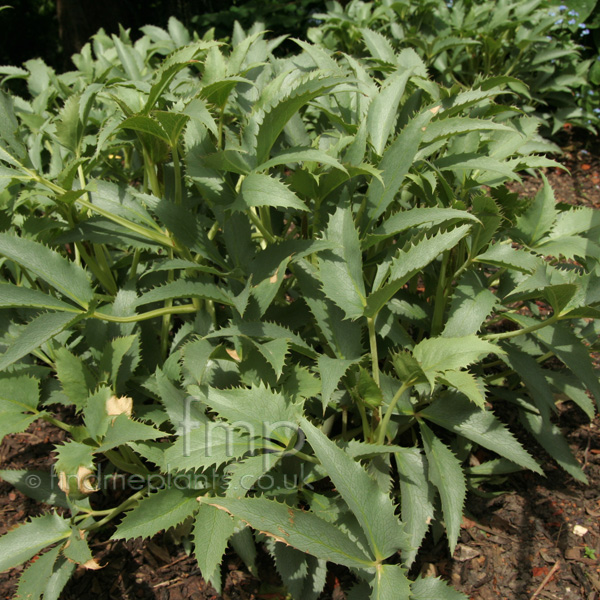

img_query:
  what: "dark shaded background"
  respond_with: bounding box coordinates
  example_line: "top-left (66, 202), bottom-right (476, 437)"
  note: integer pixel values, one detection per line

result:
top-left (0, 0), bottom-right (326, 71)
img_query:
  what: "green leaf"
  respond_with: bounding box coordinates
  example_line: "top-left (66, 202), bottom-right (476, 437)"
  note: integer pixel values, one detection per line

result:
top-left (294, 260), bottom-right (363, 359)
top-left (439, 371), bottom-right (486, 409)
top-left (501, 346), bottom-right (556, 417)
top-left (514, 175), bottom-right (557, 246)
top-left (318, 207), bottom-right (366, 320)
top-left (0, 412), bottom-right (40, 445)
top-left (367, 70), bottom-right (411, 156)
top-left (193, 504), bottom-right (235, 592)
top-left (54, 441), bottom-right (94, 475)
top-left (271, 543), bottom-right (327, 600)
top-left (198, 496), bottom-right (375, 568)
top-left (204, 321), bottom-right (317, 359)
top-left (365, 207), bottom-right (479, 250)
top-left (0, 512), bottom-right (71, 572)
top-left (112, 34), bottom-right (143, 80)
top-left (119, 114), bottom-right (170, 144)
top-left (255, 75), bottom-right (348, 164)
top-left (0, 373), bottom-right (39, 412)
top-left (258, 147), bottom-right (347, 173)
top-left (357, 367), bottom-right (384, 409)
top-left (0, 470), bottom-right (69, 508)
top-left (55, 95), bottom-right (82, 154)
top-left (360, 28), bottom-right (396, 63)
top-left (0, 90), bottom-right (25, 160)
top-left (232, 173), bottom-right (307, 212)
top-left (443, 271), bottom-right (498, 337)
top-left (224, 452), bottom-right (280, 498)
top-left (98, 335), bottom-right (139, 391)
top-left (434, 154), bottom-right (520, 182)
top-left (411, 576), bottom-right (468, 600)
top-left (365, 226), bottom-right (471, 318)
top-left (510, 315), bottom-right (600, 408)
top-left (183, 338), bottom-right (216, 386)
top-left (419, 423), bottom-right (465, 553)
top-left (421, 393), bottom-right (542, 473)
top-left (62, 528), bottom-right (94, 565)
top-left (0, 283), bottom-right (79, 312)
top-left (250, 338), bottom-right (289, 380)
top-left (422, 117), bottom-right (512, 144)
top-left (318, 356), bottom-right (360, 409)
top-left (113, 487), bottom-right (199, 540)
top-left (249, 256), bottom-right (292, 317)
top-left (412, 335), bottom-right (501, 387)
top-left (202, 383), bottom-right (301, 445)
top-left (163, 424), bottom-right (255, 472)
top-left (0, 233), bottom-right (94, 307)
top-left (145, 58), bottom-right (203, 114)
top-left (15, 545), bottom-right (75, 600)
top-left (475, 243), bottom-right (539, 273)
top-left (136, 280), bottom-right (232, 307)
top-left (392, 351), bottom-right (427, 385)
top-left (95, 414), bottom-right (164, 452)
top-left (54, 347), bottom-right (95, 410)
top-left (0, 312), bottom-right (79, 371)
top-left (300, 417), bottom-right (405, 561)
top-left (153, 110), bottom-right (190, 146)
top-left (365, 109), bottom-right (436, 224)
top-left (394, 449), bottom-right (435, 567)
top-left (545, 370), bottom-right (595, 421)
top-left (370, 564), bottom-right (411, 600)
top-left (518, 404), bottom-right (587, 483)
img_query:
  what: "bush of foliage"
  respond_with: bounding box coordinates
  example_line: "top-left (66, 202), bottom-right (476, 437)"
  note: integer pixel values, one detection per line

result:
top-left (308, 0), bottom-right (600, 134)
top-left (0, 14), bottom-right (599, 600)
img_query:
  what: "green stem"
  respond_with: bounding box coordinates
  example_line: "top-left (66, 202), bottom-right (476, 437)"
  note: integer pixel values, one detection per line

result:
top-left (366, 316), bottom-right (380, 386)
top-left (75, 242), bottom-right (117, 297)
top-left (377, 380), bottom-right (412, 445)
top-left (357, 401), bottom-right (371, 442)
top-left (172, 145), bottom-right (183, 206)
top-left (431, 251), bottom-right (449, 336)
top-left (144, 148), bottom-right (162, 198)
top-left (128, 248), bottom-right (141, 280)
top-left (41, 414), bottom-right (74, 433)
top-left (248, 209), bottom-right (277, 244)
top-left (84, 490), bottom-right (147, 531)
top-left (93, 304), bottom-right (197, 323)
top-left (93, 243), bottom-right (118, 295)
top-left (161, 266), bottom-right (175, 361)
top-left (482, 313), bottom-right (560, 341)
top-left (25, 169), bottom-right (172, 247)
top-left (292, 450), bottom-right (319, 464)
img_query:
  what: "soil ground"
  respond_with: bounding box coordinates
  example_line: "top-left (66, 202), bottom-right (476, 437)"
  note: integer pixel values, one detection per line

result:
top-left (1, 129), bottom-right (600, 600)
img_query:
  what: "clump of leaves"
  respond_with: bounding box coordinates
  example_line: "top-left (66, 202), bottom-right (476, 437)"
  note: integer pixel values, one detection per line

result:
top-left (308, 0), bottom-right (599, 134)
top-left (0, 14), bottom-right (598, 600)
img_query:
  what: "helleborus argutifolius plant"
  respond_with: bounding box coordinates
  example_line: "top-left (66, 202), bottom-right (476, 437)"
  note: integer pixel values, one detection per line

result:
top-left (0, 14), bottom-right (598, 600)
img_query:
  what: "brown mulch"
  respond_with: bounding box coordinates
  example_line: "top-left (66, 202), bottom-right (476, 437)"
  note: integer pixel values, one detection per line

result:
top-left (1, 128), bottom-right (600, 600)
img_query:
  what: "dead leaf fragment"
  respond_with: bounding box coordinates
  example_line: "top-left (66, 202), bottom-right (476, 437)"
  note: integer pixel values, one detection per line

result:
top-left (82, 558), bottom-right (104, 570)
top-left (106, 395), bottom-right (133, 417)
top-left (453, 544), bottom-right (480, 562)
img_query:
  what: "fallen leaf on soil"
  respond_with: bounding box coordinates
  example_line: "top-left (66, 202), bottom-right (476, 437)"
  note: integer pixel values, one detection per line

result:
top-left (453, 544), bottom-right (480, 562)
